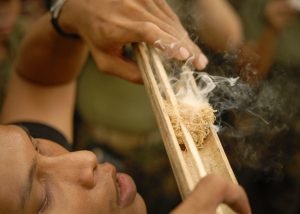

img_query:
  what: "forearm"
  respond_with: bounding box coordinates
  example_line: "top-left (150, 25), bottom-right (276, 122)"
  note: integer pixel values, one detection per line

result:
top-left (252, 26), bottom-right (279, 79)
top-left (15, 13), bottom-right (88, 85)
top-left (1, 0), bottom-right (206, 141)
top-left (1, 11), bottom-right (88, 140)
top-left (195, 0), bottom-right (243, 52)
top-left (238, 0), bottom-right (297, 84)
top-left (237, 26), bottom-right (279, 84)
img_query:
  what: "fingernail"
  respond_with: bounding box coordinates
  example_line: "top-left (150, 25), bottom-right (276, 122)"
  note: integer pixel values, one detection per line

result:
top-left (197, 54), bottom-right (209, 69)
top-left (179, 47), bottom-right (190, 60)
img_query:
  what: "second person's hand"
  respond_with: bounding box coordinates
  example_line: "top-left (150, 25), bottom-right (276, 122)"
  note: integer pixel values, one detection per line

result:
top-left (60, 0), bottom-right (208, 83)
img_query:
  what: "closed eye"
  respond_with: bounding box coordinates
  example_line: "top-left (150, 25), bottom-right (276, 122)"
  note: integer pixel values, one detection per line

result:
top-left (39, 187), bottom-right (49, 214)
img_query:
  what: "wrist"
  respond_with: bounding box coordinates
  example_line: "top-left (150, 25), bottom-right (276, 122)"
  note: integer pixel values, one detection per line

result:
top-left (51, 0), bottom-right (80, 39)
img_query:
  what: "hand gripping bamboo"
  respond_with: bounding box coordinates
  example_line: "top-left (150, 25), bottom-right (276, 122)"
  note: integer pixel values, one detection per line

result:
top-left (136, 43), bottom-right (237, 214)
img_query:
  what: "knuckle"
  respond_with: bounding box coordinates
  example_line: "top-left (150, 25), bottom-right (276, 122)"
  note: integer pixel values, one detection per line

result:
top-left (102, 26), bottom-right (118, 40)
top-left (138, 22), bottom-right (158, 40)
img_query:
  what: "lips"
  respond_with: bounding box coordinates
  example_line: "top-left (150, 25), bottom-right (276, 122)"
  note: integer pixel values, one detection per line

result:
top-left (116, 173), bottom-right (137, 208)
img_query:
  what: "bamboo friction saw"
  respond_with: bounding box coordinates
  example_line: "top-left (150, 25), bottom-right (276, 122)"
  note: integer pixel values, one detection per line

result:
top-left (136, 43), bottom-right (237, 214)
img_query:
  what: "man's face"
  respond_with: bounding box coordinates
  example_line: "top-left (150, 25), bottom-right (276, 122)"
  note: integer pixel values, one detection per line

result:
top-left (0, 0), bottom-right (20, 41)
top-left (0, 125), bottom-right (146, 213)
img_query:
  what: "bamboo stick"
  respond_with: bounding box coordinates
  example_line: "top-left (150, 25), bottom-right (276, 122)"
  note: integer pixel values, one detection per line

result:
top-left (148, 46), bottom-right (207, 181)
top-left (136, 43), bottom-right (237, 213)
top-left (137, 43), bottom-right (195, 194)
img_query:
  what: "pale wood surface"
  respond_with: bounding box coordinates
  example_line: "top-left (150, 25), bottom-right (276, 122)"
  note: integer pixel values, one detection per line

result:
top-left (136, 43), bottom-right (237, 214)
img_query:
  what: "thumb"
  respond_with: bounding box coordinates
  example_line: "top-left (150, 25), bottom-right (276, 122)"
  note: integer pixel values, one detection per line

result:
top-left (90, 49), bottom-right (143, 84)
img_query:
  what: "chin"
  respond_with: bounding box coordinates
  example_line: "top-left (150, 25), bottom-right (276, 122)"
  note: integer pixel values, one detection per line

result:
top-left (122, 193), bottom-right (147, 214)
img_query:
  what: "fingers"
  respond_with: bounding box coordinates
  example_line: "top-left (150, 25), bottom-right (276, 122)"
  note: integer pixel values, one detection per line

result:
top-left (153, 0), bottom-right (181, 23)
top-left (90, 48), bottom-right (143, 84)
top-left (127, 21), bottom-right (207, 70)
top-left (224, 185), bottom-right (251, 214)
top-left (80, 0), bottom-right (209, 74)
top-left (137, 0), bottom-right (178, 26)
top-left (171, 175), bottom-right (251, 214)
top-left (195, 175), bottom-right (251, 214)
top-left (148, 2), bottom-right (209, 70)
top-left (150, 0), bottom-right (207, 66)
top-left (121, 0), bottom-right (208, 70)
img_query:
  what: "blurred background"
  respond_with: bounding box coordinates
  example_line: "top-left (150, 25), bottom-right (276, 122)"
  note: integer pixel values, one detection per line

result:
top-left (1, 0), bottom-right (299, 213)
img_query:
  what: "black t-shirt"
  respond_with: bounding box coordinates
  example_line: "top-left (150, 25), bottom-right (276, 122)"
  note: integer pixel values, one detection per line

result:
top-left (12, 121), bottom-right (71, 151)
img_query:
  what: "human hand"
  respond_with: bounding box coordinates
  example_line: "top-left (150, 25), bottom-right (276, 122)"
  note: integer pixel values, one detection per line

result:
top-left (60, 0), bottom-right (207, 83)
top-left (171, 174), bottom-right (251, 214)
top-left (264, 0), bottom-right (297, 33)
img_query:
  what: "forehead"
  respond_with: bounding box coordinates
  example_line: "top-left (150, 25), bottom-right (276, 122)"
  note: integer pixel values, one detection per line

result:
top-left (0, 125), bottom-right (34, 212)
top-left (0, 125), bottom-right (35, 166)
top-left (0, 125), bottom-right (30, 148)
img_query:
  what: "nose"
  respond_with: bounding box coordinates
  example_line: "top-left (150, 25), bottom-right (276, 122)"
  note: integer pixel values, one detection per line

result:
top-left (41, 150), bottom-right (98, 189)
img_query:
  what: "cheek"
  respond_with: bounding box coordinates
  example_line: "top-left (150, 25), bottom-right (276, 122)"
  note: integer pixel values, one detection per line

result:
top-left (90, 175), bottom-right (119, 212)
top-left (48, 175), bottom-right (119, 213)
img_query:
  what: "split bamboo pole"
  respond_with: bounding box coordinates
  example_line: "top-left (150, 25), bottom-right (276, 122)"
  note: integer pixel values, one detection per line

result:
top-left (136, 43), bottom-right (237, 214)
